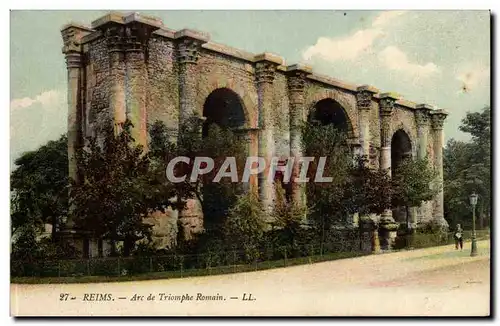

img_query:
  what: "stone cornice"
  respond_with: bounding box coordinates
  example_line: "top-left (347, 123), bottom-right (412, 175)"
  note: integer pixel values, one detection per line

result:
top-left (306, 73), bottom-right (357, 92)
top-left (68, 11), bottom-right (446, 111)
top-left (61, 24), bottom-right (94, 54)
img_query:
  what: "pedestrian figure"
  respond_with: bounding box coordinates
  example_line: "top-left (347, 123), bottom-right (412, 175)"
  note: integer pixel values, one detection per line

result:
top-left (454, 224), bottom-right (463, 250)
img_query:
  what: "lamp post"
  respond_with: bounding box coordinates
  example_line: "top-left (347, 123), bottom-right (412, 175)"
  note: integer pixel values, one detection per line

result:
top-left (469, 193), bottom-right (478, 257)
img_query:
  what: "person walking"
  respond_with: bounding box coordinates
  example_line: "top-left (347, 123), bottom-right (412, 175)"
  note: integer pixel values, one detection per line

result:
top-left (454, 224), bottom-right (463, 250)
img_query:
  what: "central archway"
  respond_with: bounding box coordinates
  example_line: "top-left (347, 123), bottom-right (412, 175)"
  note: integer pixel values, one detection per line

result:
top-left (304, 98), bottom-right (356, 226)
top-left (201, 88), bottom-right (247, 231)
top-left (202, 88), bottom-right (246, 137)
top-left (308, 98), bottom-right (353, 135)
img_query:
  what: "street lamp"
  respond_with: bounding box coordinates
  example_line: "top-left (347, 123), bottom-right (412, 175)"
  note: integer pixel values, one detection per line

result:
top-left (469, 193), bottom-right (478, 257)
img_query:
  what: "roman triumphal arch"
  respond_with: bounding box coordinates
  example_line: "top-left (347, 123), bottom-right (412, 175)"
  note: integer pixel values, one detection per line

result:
top-left (61, 12), bottom-right (448, 250)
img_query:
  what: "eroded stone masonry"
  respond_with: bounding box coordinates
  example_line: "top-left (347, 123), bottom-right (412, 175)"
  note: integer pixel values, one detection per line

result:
top-left (61, 12), bottom-right (449, 255)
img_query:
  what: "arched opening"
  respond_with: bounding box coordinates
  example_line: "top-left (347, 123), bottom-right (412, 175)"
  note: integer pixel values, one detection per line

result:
top-left (202, 88), bottom-right (246, 137)
top-left (304, 98), bottom-right (356, 226)
top-left (201, 88), bottom-right (247, 231)
top-left (391, 129), bottom-right (413, 223)
top-left (308, 98), bottom-right (351, 133)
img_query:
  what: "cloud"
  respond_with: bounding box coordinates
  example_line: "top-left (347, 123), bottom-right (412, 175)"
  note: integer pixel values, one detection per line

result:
top-left (455, 64), bottom-right (490, 93)
top-left (378, 46), bottom-right (440, 77)
top-left (302, 11), bottom-right (406, 63)
top-left (10, 89), bottom-right (62, 110)
top-left (10, 89), bottom-right (67, 169)
top-left (302, 29), bottom-right (384, 62)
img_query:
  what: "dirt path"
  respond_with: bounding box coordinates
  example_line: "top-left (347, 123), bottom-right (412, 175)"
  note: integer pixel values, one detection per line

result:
top-left (11, 240), bottom-right (490, 316)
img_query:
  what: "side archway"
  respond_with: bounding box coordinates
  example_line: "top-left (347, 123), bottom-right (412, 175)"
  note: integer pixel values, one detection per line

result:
top-left (200, 87), bottom-right (249, 231)
top-left (391, 129), bottom-right (413, 223)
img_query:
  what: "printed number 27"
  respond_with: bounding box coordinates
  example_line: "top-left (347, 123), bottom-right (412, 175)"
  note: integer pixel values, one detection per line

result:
top-left (59, 293), bottom-right (70, 301)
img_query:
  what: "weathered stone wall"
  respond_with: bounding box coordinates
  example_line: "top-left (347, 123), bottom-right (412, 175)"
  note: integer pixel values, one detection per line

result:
top-left (391, 105), bottom-right (418, 158)
top-left (369, 100), bottom-right (382, 169)
top-left (84, 36), bottom-right (110, 139)
top-left (304, 83), bottom-right (359, 138)
top-left (146, 35), bottom-right (179, 137)
top-left (196, 49), bottom-right (258, 128)
top-left (271, 71), bottom-right (290, 158)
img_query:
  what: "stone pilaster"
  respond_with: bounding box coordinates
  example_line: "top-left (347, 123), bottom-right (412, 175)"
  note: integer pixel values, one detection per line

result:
top-left (356, 85), bottom-right (378, 160)
top-left (176, 29), bottom-right (209, 239)
top-left (379, 93), bottom-right (398, 224)
top-left (415, 104), bottom-right (433, 226)
top-left (255, 53), bottom-right (283, 215)
top-left (123, 23), bottom-right (153, 147)
top-left (430, 109), bottom-right (449, 229)
top-left (103, 23), bottom-right (127, 135)
top-left (286, 64), bottom-right (312, 210)
top-left (95, 13), bottom-right (162, 145)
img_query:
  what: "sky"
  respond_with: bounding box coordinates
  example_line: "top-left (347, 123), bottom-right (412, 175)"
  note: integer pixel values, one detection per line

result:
top-left (10, 10), bottom-right (490, 168)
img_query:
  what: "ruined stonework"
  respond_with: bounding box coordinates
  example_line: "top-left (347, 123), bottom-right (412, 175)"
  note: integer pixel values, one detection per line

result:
top-left (61, 12), bottom-right (449, 253)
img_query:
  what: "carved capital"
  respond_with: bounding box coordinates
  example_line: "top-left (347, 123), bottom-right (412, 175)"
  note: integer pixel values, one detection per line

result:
top-left (62, 28), bottom-right (81, 54)
top-left (379, 97), bottom-right (396, 118)
top-left (61, 24), bottom-right (92, 55)
top-left (415, 104), bottom-right (433, 127)
top-left (356, 91), bottom-right (374, 112)
top-left (287, 71), bottom-right (308, 93)
top-left (431, 110), bottom-right (448, 130)
top-left (255, 61), bottom-right (277, 85)
top-left (379, 92), bottom-right (399, 118)
top-left (177, 38), bottom-right (203, 64)
top-left (104, 24), bottom-right (126, 52)
top-left (356, 85), bottom-right (378, 112)
top-left (123, 24), bottom-right (145, 52)
top-left (415, 110), bottom-right (431, 127)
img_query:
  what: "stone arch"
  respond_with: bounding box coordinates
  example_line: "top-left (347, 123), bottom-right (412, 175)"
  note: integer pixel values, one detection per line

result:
top-left (202, 87), bottom-right (247, 137)
top-left (199, 86), bottom-right (253, 232)
top-left (390, 121), bottom-right (417, 159)
top-left (391, 128), bottom-right (414, 224)
top-left (391, 129), bottom-right (413, 168)
top-left (197, 77), bottom-right (258, 129)
top-left (305, 89), bottom-right (359, 139)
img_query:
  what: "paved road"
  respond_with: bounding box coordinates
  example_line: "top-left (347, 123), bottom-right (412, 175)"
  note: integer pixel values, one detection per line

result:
top-left (11, 240), bottom-right (490, 316)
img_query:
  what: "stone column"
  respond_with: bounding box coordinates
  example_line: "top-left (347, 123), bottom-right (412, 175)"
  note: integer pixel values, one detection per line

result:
top-left (124, 24), bottom-right (148, 147)
top-left (415, 104), bottom-right (433, 227)
top-left (176, 30), bottom-right (209, 239)
top-left (379, 93), bottom-right (399, 224)
top-left (430, 109), bottom-right (449, 229)
top-left (286, 64), bottom-right (311, 210)
top-left (356, 85), bottom-right (378, 159)
top-left (255, 53), bottom-right (283, 215)
top-left (104, 24), bottom-right (127, 135)
top-left (61, 24), bottom-right (93, 229)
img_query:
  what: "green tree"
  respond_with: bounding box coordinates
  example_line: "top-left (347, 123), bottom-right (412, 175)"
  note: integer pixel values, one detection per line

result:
top-left (10, 135), bottom-right (68, 239)
top-left (71, 121), bottom-right (176, 256)
top-left (270, 182), bottom-right (308, 250)
top-left (301, 122), bottom-right (352, 251)
top-left (391, 157), bottom-right (439, 229)
top-left (149, 119), bottom-right (247, 237)
top-left (343, 156), bottom-right (393, 217)
top-left (444, 106), bottom-right (491, 229)
top-left (222, 192), bottom-right (266, 262)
